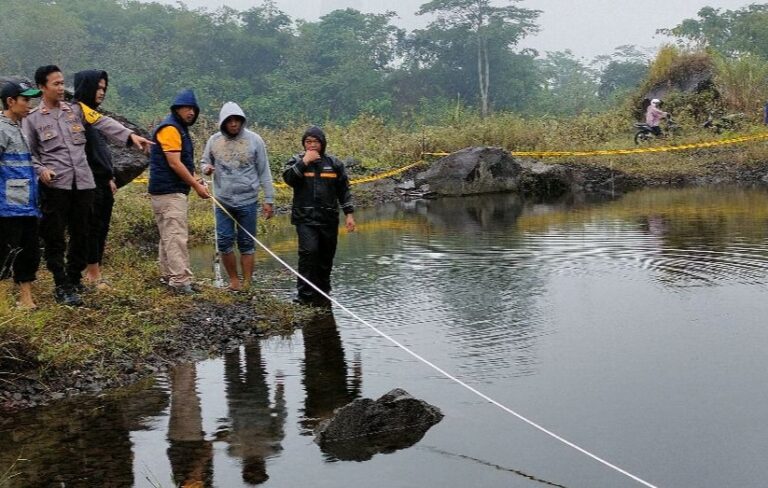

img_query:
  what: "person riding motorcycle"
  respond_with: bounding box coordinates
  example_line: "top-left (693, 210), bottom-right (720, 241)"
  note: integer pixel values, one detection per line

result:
top-left (645, 99), bottom-right (669, 136)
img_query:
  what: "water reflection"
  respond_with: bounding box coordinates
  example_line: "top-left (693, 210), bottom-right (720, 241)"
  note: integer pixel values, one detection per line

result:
top-left (300, 312), bottom-right (362, 434)
top-left (413, 193), bottom-right (524, 232)
top-left (0, 381), bottom-right (167, 487)
top-left (167, 363), bottom-right (213, 487)
top-left (221, 342), bottom-right (286, 484)
top-left (393, 193), bottom-right (547, 378)
top-left (628, 193), bottom-right (768, 286)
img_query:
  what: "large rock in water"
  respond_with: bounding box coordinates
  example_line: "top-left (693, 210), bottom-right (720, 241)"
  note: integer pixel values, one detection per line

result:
top-left (412, 146), bottom-right (577, 198)
top-left (314, 388), bottom-right (443, 461)
top-left (415, 146), bottom-right (523, 196)
top-left (0, 75), bottom-right (148, 188)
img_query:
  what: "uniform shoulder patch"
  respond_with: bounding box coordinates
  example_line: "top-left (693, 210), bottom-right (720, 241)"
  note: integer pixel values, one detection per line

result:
top-left (78, 102), bottom-right (102, 125)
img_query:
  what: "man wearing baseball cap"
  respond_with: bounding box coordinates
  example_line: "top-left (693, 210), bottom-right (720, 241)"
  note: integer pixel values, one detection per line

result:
top-left (0, 80), bottom-right (43, 309)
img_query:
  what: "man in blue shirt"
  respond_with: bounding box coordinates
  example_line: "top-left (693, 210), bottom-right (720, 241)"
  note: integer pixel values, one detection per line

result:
top-left (0, 81), bottom-right (42, 309)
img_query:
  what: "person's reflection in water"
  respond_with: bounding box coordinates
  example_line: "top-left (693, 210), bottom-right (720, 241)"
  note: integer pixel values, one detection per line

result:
top-left (644, 214), bottom-right (667, 237)
top-left (301, 312), bottom-right (362, 433)
top-left (0, 401), bottom-right (136, 487)
top-left (223, 341), bottom-right (286, 485)
top-left (167, 363), bottom-right (213, 488)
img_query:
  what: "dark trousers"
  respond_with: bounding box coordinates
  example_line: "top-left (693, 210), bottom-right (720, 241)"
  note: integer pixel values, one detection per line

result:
top-left (296, 224), bottom-right (338, 301)
top-left (39, 186), bottom-right (94, 288)
top-left (87, 180), bottom-right (114, 265)
top-left (0, 217), bottom-right (40, 284)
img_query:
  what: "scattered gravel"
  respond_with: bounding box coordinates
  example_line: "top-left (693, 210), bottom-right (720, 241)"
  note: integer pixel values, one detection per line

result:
top-left (1, 299), bottom-right (299, 412)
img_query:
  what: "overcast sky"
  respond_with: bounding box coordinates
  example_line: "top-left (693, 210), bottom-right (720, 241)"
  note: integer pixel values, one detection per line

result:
top-left (158, 0), bottom-right (756, 59)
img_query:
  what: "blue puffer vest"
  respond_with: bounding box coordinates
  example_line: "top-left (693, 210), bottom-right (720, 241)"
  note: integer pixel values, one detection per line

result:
top-left (148, 90), bottom-right (199, 195)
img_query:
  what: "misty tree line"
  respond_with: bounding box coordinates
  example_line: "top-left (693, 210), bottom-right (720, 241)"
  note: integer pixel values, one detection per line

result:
top-left (1, 0), bottom-right (762, 126)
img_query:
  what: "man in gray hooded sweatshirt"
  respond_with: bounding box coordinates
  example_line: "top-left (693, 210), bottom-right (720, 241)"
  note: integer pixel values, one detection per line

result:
top-left (201, 102), bottom-right (274, 291)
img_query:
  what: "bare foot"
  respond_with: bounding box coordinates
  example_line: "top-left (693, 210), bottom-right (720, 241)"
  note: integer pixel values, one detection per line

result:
top-left (84, 263), bottom-right (101, 283)
top-left (227, 278), bottom-right (242, 292)
top-left (18, 282), bottom-right (36, 309)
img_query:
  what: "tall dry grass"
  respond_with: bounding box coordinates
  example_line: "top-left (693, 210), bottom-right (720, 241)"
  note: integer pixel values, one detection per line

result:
top-left (713, 54), bottom-right (768, 114)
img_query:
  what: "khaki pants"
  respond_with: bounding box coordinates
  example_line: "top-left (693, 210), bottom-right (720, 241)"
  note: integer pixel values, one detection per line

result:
top-left (151, 193), bottom-right (193, 287)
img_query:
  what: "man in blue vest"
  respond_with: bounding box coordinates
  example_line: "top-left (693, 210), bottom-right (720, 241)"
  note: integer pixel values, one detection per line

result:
top-left (148, 89), bottom-right (210, 294)
top-left (0, 81), bottom-right (42, 309)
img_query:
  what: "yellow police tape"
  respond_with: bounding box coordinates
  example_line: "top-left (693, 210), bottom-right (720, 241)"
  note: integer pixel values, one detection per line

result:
top-left (131, 132), bottom-right (768, 187)
top-left (423, 131), bottom-right (768, 158)
top-left (271, 160), bottom-right (427, 189)
top-left (348, 160), bottom-right (426, 185)
top-left (131, 160), bottom-right (427, 188)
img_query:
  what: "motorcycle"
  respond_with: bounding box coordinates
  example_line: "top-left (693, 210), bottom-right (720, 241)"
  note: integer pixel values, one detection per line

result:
top-left (702, 112), bottom-right (744, 133)
top-left (633, 117), bottom-right (680, 144)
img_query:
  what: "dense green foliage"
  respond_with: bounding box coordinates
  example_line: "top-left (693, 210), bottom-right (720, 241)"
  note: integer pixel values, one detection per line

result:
top-left (3, 1), bottom-right (768, 130)
top-left (0, 0), bottom-right (651, 125)
top-left (658, 4), bottom-right (768, 118)
top-left (660, 4), bottom-right (768, 58)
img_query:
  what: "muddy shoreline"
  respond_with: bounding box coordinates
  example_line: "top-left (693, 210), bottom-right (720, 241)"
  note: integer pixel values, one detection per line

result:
top-left (1, 299), bottom-right (304, 411)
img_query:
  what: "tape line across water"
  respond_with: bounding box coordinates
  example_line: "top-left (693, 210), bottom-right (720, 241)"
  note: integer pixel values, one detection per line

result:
top-left (209, 193), bottom-right (661, 488)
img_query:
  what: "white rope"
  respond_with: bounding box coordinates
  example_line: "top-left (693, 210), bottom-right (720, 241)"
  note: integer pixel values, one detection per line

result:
top-left (210, 197), bottom-right (224, 287)
top-left (208, 194), bottom-right (660, 488)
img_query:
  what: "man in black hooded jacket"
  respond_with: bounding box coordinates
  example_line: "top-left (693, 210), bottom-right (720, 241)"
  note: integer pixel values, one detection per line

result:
top-left (73, 69), bottom-right (119, 288)
top-left (283, 126), bottom-right (355, 305)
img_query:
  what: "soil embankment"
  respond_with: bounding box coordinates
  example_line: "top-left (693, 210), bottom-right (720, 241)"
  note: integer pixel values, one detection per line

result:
top-left (2, 298), bottom-right (303, 411)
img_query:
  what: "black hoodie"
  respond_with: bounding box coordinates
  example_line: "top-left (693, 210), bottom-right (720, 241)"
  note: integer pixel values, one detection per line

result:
top-left (282, 126), bottom-right (354, 225)
top-left (74, 70), bottom-right (114, 183)
top-left (301, 125), bottom-right (327, 155)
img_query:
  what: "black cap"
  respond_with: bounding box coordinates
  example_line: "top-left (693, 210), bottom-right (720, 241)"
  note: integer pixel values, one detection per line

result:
top-left (0, 81), bottom-right (42, 101)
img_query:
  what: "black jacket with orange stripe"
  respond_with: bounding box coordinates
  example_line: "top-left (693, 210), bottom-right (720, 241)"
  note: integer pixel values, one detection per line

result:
top-left (283, 152), bottom-right (354, 226)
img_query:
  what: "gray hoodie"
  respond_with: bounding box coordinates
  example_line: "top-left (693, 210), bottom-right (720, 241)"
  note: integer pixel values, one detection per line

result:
top-left (201, 102), bottom-right (274, 207)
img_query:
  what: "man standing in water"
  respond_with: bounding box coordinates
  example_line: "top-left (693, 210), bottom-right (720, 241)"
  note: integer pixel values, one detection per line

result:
top-left (0, 81), bottom-right (43, 309)
top-left (24, 65), bottom-right (152, 306)
top-left (201, 101), bottom-right (275, 291)
top-left (282, 126), bottom-right (355, 306)
top-left (148, 89), bottom-right (209, 294)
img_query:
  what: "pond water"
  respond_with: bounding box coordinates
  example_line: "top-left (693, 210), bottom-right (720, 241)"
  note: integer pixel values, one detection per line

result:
top-left (3, 187), bottom-right (768, 488)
